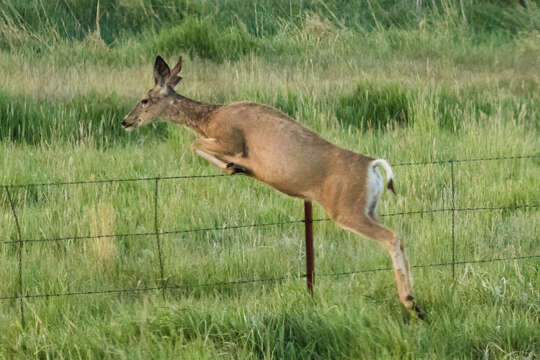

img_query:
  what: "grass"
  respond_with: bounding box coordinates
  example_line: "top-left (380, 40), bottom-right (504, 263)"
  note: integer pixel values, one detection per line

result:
top-left (0, 0), bottom-right (539, 358)
top-left (0, 90), bottom-right (169, 146)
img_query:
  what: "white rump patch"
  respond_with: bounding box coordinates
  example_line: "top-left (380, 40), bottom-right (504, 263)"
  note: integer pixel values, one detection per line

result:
top-left (365, 166), bottom-right (384, 216)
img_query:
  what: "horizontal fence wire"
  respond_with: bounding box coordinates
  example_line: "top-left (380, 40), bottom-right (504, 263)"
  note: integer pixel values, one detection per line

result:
top-left (1, 154), bottom-right (539, 306)
top-left (1, 253), bottom-right (538, 302)
top-left (391, 154), bottom-right (540, 167)
top-left (1, 174), bottom-right (229, 189)
top-left (1, 204), bottom-right (537, 246)
top-left (2, 154), bottom-right (538, 189)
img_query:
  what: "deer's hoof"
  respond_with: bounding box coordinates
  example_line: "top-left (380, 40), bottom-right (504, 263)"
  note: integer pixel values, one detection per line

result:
top-left (404, 295), bottom-right (427, 321)
top-left (411, 303), bottom-right (426, 321)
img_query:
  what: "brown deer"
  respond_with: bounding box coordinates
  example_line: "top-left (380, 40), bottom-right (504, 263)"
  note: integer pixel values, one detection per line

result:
top-left (122, 56), bottom-right (424, 319)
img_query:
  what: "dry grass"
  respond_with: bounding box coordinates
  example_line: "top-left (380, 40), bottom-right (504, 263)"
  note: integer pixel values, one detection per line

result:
top-left (1, 30), bottom-right (538, 108)
top-left (83, 202), bottom-right (117, 271)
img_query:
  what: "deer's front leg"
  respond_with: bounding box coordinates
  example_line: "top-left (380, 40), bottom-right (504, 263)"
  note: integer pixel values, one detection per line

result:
top-left (191, 138), bottom-right (250, 175)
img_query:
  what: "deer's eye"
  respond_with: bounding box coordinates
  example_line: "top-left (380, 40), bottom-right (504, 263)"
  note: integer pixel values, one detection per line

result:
top-left (141, 99), bottom-right (149, 105)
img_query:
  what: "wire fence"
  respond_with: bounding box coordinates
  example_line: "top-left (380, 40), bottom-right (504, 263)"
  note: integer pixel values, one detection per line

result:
top-left (2, 154), bottom-right (539, 328)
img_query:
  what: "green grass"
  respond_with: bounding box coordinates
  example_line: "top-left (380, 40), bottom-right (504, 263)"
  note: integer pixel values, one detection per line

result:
top-left (336, 81), bottom-right (410, 131)
top-left (0, 90), bottom-right (169, 146)
top-left (0, 0), bottom-right (539, 358)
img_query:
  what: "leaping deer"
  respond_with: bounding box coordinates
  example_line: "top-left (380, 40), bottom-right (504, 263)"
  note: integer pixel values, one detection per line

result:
top-left (122, 56), bottom-right (425, 319)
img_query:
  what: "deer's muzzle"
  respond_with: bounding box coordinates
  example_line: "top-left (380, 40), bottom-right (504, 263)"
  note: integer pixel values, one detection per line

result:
top-left (121, 116), bottom-right (138, 131)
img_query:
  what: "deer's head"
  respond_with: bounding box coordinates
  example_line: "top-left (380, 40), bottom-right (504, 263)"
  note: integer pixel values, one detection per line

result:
top-left (122, 56), bottom-right (183, 131)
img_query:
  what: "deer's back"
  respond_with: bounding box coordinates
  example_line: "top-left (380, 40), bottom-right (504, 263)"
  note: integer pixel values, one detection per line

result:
top-left (208, 102), bottom-right (372, 199)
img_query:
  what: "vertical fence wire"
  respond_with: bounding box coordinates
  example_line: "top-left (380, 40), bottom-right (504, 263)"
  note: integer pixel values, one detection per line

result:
top-left (154, 178), bottom-right (166, 300)
top-left (450, 161), bottom-right (456, 279)
top-left (4, 186), bottom-right (25, 328)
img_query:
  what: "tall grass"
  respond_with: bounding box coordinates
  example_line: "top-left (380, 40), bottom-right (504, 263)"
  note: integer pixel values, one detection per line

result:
top-left (336, 81), bottom-right (410, 131)
top-left (0, 90), bottom-right (168, 146)
top-left (147, 18), bottom-right (259, 62)
top-left (1, 77), bottom-right (536, 147)
top-left (2, 0), bottom-right (539, 64)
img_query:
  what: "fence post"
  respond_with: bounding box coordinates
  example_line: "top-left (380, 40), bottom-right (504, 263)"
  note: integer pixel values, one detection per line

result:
top-left (154, 178), bottom-right (166, 300)
top-left (450, 160), bottom-right (456, 279)
top-left (5, 186), bottom-right (25, 328)
top-left (304, 200), bottom-right (314, 295)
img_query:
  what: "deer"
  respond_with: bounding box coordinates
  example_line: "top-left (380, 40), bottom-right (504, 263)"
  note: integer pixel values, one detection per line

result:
top-left (122, 55), bottom-right (425, 320)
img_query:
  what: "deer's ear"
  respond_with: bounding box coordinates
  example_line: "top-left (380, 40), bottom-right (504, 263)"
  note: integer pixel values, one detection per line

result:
top-left (167, 56), bottom-right (183, 88)
top-left (154, 56), bottom-right (171, 86)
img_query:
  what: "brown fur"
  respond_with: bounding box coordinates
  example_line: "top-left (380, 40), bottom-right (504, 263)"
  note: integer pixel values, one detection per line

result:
top-left (122, 56), bottom-right (424, 319)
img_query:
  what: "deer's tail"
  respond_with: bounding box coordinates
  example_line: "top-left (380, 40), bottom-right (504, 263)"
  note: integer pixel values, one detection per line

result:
top-left (371, 159), bottom-right (396, 195)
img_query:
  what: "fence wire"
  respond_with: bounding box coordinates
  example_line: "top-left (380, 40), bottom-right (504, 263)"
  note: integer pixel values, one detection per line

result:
top-left (0, 252), bottom-right (538, 303)
top-left (1, 204), bottom-right (537, 246)
top-left (1, 154), bottom-right (539, 328)
top-left (2, 154), bottom-right (537, 189)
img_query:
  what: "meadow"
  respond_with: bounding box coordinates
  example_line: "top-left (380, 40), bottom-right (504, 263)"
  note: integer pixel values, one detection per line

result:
top-left (0, 0), bottom-right (539, 358)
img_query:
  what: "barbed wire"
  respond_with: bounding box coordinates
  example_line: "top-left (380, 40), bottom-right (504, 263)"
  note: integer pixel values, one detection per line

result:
top-left (391, 154), bottom-right (539, 167)
top-left (318, 254), bottom-right (540, 278)
top-left (0, 219), bottom-right (306, 245)
top-left (1, 203), bottom-right (537, 246)
top-left (1, 174), bottom-right (229, 189)
top-left (1, 252), bottom-right (538, 302)
top-left (1, 154), bottom-right (538, 189)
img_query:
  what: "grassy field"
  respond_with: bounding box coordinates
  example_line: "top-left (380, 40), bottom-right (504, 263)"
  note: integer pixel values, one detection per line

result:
top-left (1, 0), bottom-right (539, 358)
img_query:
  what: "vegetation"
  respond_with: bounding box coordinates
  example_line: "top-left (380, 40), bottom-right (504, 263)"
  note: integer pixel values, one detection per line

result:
top-left (0, 0), bottom-right (539, 358)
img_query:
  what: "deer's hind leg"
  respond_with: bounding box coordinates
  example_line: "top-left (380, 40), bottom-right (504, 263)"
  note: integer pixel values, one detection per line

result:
top-left (191, 137), bottom-right (250, 175)
top-left (331, 210), bottom-right (424, 319)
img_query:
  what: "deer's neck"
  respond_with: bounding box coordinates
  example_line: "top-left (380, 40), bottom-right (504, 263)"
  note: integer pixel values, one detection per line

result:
top-left (165, 94), bottom-right (222, 136)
